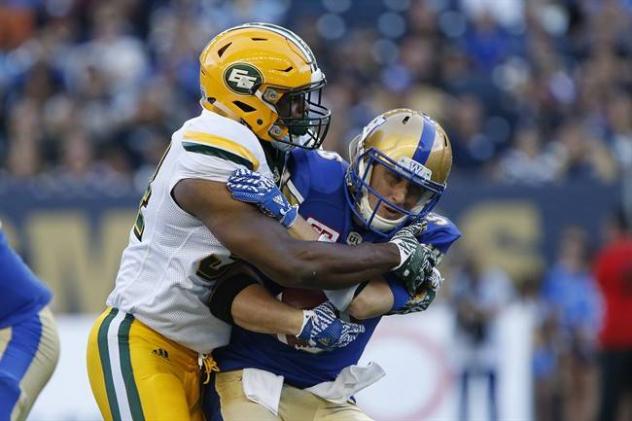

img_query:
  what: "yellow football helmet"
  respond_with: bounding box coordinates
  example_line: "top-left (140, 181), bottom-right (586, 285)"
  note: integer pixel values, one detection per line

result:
top-left (199, 22), bottom-right (330, 149)
top-left (346, 108), bottom-right (453, 236)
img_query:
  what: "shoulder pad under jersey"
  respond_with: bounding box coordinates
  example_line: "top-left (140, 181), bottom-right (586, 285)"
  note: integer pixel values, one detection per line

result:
top-left (175, 111), bottom-right (269, 181)
top-left (282, 149), bottom-right (348, 206)
top-left (419, 212), bottom-right (461, 254)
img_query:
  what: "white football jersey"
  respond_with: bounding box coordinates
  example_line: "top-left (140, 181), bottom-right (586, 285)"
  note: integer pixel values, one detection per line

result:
top-left (107, 110), bottom-right (273, 354)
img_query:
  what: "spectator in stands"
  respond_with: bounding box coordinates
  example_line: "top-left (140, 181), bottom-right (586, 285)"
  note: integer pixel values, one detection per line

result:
top-left (496, 127), bottom-right (558, 185)
top-left (451, 249), bottom-right (514, 421)
top-left (540, 226), bottom-right (601, 421)
top-left (594, 207), bottom-right (632, 421)
top-left (551, 121), bottom-right (617, 184)
top-left (448, 95), bottom-right (497, 174)
top-left (532, 313), bottom-right (564, 421)
top-left (605, 93), bottom-right (632, 173)
top-left (0, 0), bottom-right (629, 184)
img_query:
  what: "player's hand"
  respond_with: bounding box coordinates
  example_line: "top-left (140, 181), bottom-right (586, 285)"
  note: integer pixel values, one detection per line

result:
top-left (388, 222), bottom-right (427, 268)
top-left (388, 267), bottom-right (444, 315)
top-left (388, 222), bottom-right (434, 293)
top-left (297, 301), bottom-right (365, 351)
top-left (227, 169), bottom-right (298, 228)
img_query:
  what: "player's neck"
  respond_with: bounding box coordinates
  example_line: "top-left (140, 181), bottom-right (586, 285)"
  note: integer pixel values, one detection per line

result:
top-left (261, 141), bottom-right (288, 185)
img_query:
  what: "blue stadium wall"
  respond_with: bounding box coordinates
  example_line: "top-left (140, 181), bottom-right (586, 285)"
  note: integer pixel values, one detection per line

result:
top-left (0, 180), bottom-right (621, 313)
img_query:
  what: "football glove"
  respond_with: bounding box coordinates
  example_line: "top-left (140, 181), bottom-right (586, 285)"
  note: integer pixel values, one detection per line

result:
top-left (388, 222), bottom-right (435, 294)
top-left (389, 267), bottom-right (444, 315)
top-left (227, 169), bottom-right (298, 228)
top-left (388, 221), bottom-right (426, 268)
top-left (297, 301), bottom-right (365, 351)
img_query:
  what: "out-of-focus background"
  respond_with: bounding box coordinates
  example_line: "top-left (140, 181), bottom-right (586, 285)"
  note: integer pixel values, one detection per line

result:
top-left (1, 0), bottom-right (630, 420)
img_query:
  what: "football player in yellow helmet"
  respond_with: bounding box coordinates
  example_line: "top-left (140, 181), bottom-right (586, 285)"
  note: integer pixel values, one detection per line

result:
top-left (346, 108), bottom-right (452, 237)
top-left (87, 23), bottom-right (434, 421)
top-left (199, 22), bottom-right (330, 149)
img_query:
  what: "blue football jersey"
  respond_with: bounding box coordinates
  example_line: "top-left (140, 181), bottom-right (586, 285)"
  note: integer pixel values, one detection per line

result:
top-left (213, 149), bottom-right (461, 388)
top-left (0, 228), bottom-right (52, 328)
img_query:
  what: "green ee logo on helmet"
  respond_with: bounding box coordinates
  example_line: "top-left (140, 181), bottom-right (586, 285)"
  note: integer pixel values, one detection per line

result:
top-left (224, 63), bottom-right (263, 94)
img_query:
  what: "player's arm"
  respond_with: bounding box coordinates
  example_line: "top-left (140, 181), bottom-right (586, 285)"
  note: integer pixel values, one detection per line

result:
top-left (272, 213), bottom-right (439, 319)
top-left (347, 240), bottom-right (448, 319)
top-left (250, 207), bottom-right (442, 319)
top-left (231, 283), bottom-right (303, 334)
top-left (264, 213), bottom-right (396, 318)
top-left (346, 280), bottom-right (393, 319)
top-left (347, 269), bottom-right (443, 319)
top-left (286, 217), bottom-right (322, 240)
top-left (206, 263), bottom-right (302, 334)
top-left (279, 200), bottom-right (456, 318)
top-left (173, 178), bottom-right (408, 289)
top-left (234, 205), bottom-right (396, 318)
top-left (278, 215), bottom-right (398, 317)
top-left (208, 262), bottom-right (364, 351)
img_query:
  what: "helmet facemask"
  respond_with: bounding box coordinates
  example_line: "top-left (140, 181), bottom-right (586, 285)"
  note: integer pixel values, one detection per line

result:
top-left (346, 143), bottom-right (445, 237)
top-left (266, 79), bottom-right (330, 149)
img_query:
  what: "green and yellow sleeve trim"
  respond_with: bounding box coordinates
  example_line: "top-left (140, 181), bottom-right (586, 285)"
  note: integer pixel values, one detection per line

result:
top-left (182, 131), bottom-right (260, 171)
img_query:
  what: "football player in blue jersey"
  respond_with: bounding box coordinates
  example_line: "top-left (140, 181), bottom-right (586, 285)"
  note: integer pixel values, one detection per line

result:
top-left (204, 109), bottom-right (461, 420)
top-left (0, 224), bottom-right (60, 420)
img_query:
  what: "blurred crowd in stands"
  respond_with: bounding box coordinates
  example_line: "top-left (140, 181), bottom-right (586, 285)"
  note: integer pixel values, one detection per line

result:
top-left (445, 209), bottom-right (632, 421)
top-left (0, 0), bottom-right (630, 191)
top-left (1, 0), bottom-right (631, 419)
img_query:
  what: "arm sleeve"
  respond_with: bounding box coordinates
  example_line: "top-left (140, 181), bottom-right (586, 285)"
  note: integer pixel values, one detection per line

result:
top-left (208, 274), bottom-right (259, 325)
top-left (385, 278), bottom-right (411, 312)
top-left (208, 263), bottom-right (263, 325)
